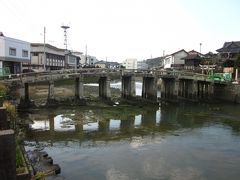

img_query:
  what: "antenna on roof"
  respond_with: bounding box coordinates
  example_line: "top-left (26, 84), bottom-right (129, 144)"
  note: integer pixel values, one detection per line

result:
top-left (61, 25), bottom-right (70, 50)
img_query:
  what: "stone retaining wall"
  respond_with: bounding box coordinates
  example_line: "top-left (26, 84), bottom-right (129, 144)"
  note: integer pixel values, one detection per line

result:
top-left (214, 84), bottom-right (240, 103)
top-left (0, 129), bottom-right (16, 180)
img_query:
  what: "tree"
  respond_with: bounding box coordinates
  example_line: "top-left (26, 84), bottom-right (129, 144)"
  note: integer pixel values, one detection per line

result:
top-left (0, 83), bottom-right (8, 97)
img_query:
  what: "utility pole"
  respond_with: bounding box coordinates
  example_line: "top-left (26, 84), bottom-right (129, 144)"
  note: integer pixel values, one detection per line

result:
top-left (85, 44), bottom-right (88, 65)
top-left (200, 43), bottom-right (202, 54)
top-left (43, 27), bottom-right (46, 71)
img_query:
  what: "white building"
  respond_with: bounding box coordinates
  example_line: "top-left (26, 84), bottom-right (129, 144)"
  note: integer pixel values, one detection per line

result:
top-left (65, 51), bottom-right (79, 69)
top-left (87, 56), bottom-right (98, 66)
top-left (0, 33), bottom-right (30, 74)
top-left (163, 49), bottom-right (188, 69)
top-left (78, 54), bottom-right (98, 67)
top-left (122, 58), bottom-right (137, 69)
top-left (29, 43), bottom-right (66, 71)
top-left (94, 61), bottom-right (120, 69)
top-left (71, 51), bottom-right (83, 68)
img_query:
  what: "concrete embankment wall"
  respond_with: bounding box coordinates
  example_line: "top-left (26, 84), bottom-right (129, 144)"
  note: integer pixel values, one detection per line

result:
top-left (214, 83), bottom-right (240, 103)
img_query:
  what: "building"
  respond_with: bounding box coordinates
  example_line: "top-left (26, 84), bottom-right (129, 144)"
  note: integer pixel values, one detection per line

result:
top-left (94, 61), bottom-right (120, 69)
top-left (137, 60), bottom-right (148, 69)
top-left (0, 32), bottom-right (30, 74)
top-left (163, 49), bottom-right (188, 69)
top-left (87, 56), bottom-right (98, 66)
top-left (29, 43), bottom-right (66, 71)
top-left (183, 50), bottom-right (204, 70)
top-left (71, 51), bottom-right (83, 68)
top-left (122, 58), bottom-right (137, 69)
top-left (65, 51), bottom-right (79, 69)
top-left (94, 60), bottom-right (107, 68)
top-left (79, 55), bottom-right (98, 67)
top-left (216, 41), bottom-right (240, 59)
top-left (108, 61), bottom-right (120, 69)
top-left (216, 41), bottom-right (240, 68)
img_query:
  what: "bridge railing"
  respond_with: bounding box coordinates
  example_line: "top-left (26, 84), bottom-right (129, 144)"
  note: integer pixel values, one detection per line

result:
top-left (0, 68), bottom-right (122, 81)
top-left (0, 68), bottom-right (214, 83)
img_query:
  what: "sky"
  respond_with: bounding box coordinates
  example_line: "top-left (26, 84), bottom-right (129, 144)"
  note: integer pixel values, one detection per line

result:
top-left (1, 0), bottom-right (240, 62)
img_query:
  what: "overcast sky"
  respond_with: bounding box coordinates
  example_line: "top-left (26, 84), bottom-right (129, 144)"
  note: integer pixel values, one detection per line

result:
top-left (1, 0), bottom-right (240, 62)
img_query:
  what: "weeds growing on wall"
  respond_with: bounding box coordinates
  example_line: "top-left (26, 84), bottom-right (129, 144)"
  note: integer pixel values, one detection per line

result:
top-left (0, 83), bottom-right (8, 97)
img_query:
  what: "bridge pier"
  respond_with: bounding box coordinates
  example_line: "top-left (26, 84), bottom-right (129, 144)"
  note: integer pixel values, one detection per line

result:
top-left (49, 114), bottom-right (55, 132)
top-left (47, 80), bottom-right (55, 104)
top-left (120, 118), bottom-right (134, 133)
top-left (173, 79), bottom-right (179, 99)
top-left (99, 76), bottom-right (111, 99)
top-left (208, 82), bottom-right (214, 100)
top-left (192, 80), bottom-right (198, 99)
top-left (159, 78), bottom-right (165, 98)
top-left (160, 78), bottom-right (175, 100)
top-left (19, 83), bottom-right (29, 103)
top-left (75, 76), bottom-right (84, 99)
top-left (99, 120), bottom-right (110, 133)
top-left (142, 77), bottom-right (157, 101)
top-left (142, 110), bottom-right (157, 127)
top-left (197, 81), bottom-right (212, 100)
top-left (121, 75), bottom-right (135, 99)
top-left (199, 82), bottom-right (205, 99)
top-left (183, 80), bottom-right (189, 98)
top-left (19, 82), bottom-right (33, 108)
top-left (75, 123), bottom-right (83, 133)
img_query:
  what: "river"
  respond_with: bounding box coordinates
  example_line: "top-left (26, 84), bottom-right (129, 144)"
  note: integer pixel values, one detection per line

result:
top-left (22, 83), bottom-right (240, 180)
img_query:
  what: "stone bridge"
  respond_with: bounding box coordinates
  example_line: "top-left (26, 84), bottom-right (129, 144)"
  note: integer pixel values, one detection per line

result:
top-left (0, 68), bottom-right (235, 107)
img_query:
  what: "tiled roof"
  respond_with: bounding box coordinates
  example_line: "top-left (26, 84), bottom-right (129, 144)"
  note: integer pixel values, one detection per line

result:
top-left (31, 43), bottom-right (65, 52)
top-left (171, 49), bottom-right (188, 56)
top-left (183, 54), bottom-right (202, 60)
top-left (216, 41), bottom-right (240, 53)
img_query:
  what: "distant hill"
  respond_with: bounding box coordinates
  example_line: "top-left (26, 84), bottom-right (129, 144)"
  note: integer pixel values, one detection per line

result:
top-left (145, 57), bottom-right (164, 69)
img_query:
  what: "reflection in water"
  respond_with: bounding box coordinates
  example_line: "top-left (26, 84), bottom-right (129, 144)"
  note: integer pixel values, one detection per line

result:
top-left (156, 109), bottom-right (161, 124)
top-left (109, 120), bottom-right (121, 130)
top-left (134, 115), bottom-right (142, 127)
top-left (24, 103), bottom-right (240, 180)
top-left (83, 122), bottom-right (99, 131)
top-left (28, 107), bottom-right (163, 140)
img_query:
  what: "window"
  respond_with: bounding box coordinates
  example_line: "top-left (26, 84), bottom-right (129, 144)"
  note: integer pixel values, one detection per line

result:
top-left (9, 48), bottom-right (16, 56)
top-left (32, 52), bottom-right (38, 56)
top-left (22, 50), bottom-right (28, 57)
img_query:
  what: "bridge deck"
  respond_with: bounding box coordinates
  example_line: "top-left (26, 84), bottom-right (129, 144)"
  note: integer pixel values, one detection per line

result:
top-left (0, 68), bottom-right (229, 85)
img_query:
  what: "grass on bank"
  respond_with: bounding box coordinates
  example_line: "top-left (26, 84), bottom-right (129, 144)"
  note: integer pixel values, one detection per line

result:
top-left (0, 83), bottom-right (27, 174)
top-left (16, 143), bottom-right (25, 174)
